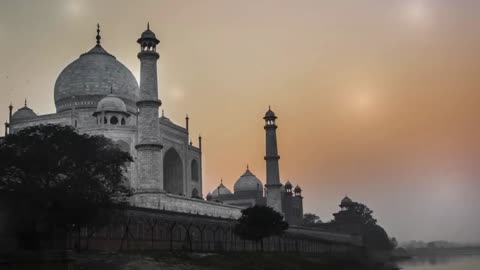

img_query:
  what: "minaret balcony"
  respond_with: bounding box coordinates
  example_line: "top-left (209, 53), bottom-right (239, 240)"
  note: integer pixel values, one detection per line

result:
top-left (137, 50), bottom-right (159, 59)
top-left (136, 99), bottom-right (162, 107)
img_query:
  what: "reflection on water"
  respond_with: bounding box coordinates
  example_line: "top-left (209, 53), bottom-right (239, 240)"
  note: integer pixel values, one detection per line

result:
top-left (398, 254), bottom-right (480, 270)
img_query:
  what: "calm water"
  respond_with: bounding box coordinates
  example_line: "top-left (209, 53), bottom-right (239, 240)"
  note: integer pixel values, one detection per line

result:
top-left (397, 254), bottom-right (480, 270)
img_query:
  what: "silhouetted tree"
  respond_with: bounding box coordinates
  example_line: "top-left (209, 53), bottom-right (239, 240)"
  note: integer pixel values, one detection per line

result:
top-left (363, 224), bottom-right (395, 250)
top-left (302, 213), bottom-right (321, 226)
top-left (347, 202), bottom-right (377, 225)
top-left (234, 205), bottom-right (289, 251)
top-left (0, 124), bottom-right (133, 249)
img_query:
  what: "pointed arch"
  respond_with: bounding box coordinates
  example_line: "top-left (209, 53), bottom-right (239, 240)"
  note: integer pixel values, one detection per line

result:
top-left (191, 188), bottom-right (199, 198)
top-left (163, 148), bottom-right (184, 195)
top-left (191, 159), bottom-right (199, 182)
top-left (110, 116), bottom-right (118, 125)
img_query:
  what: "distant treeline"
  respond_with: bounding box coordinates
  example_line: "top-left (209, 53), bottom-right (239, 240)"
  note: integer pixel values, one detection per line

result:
top-left (406, 247), bottom-right (480, 257)
top-left (401, 240), bottom-right (480, 249)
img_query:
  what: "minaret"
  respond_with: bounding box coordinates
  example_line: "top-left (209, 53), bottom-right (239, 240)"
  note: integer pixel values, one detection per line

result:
top-left (264, 106), bottom-right (283, 214)
top-left (135, 23), bottom-right (163, 192)
top-left (198, 134), bottom-right (203, 189)
top-left (8, 103), bottom-right (13, 123)
top-left (198, 134), bottom-right (202, 152)
top-left (5, 103), bottom-right (13, 136)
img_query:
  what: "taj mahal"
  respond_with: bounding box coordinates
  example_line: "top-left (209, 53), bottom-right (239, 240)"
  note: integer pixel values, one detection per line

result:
top-left (3, 24), bottom-right (304, 225)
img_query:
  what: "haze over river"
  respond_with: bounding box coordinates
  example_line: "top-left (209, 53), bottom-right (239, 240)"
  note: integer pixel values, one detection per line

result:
top-left (397, 254), bottom-right (480, 270)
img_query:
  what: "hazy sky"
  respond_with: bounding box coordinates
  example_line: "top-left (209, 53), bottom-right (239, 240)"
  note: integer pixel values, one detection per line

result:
top-left (1, 0), bottom-right (479, 243)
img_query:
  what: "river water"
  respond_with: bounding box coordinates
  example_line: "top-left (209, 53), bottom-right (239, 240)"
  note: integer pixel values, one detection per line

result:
top-left (397, 254), bottom-right (480, 270)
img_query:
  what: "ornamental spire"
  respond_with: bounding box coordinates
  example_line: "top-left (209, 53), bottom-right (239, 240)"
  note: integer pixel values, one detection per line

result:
top-left (96, 23), bottom-right (101, 46)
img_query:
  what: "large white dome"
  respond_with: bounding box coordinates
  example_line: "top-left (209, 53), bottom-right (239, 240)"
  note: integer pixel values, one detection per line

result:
top-left (54, 45), bottom-right (139, 113)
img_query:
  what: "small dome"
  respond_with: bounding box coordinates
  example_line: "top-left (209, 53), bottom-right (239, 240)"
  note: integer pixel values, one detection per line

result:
top-left (211, 182), bottom-right (232, 197)
top-left (264, 107), bottom-right (276, 119)
top-left (137, 24), bottom-right (160, 44)
top-left (96, 94), bottom-right (127, 113)
top-left (341, 196), bottom-right (354, 206)
top-left (234, 168), bottom-right (263, 193)
top-left (284, 181), bottom-right (293, 189)
top-left (141, 29), bottom-right (157, 39)
top-left (294, 185), bottom-right (302, 193)
top-left (206, 192), bottom-right (213, 201)
top-left (12, 106), bottom-right (36, 121)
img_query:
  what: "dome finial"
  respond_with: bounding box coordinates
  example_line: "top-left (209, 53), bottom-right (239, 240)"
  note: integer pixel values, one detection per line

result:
top-left (96, 23), bottom-right (101, 46)
top-left (147, 22), bottom-right (150, 30)
top-left (221, 178), bottom-right (223, 184)
top-left (24, 98), bottom-right (27, 107)
top-left (247, 164), bottom-right (249, 170)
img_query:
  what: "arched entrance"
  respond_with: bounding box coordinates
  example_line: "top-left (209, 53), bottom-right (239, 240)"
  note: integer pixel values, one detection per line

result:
top-left (191, 188), bottom-right (199, 198)
top-left (191, 159), bottom-right (199, 182)
top-left (163, 148), bottom-right (184, 195)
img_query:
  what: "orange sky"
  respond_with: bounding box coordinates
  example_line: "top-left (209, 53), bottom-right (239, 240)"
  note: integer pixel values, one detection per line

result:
top-left (1, 0), bottom-right (480, 243)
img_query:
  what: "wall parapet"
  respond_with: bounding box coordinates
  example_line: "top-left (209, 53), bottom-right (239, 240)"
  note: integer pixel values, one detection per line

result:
top-left (70, 206), bottom-right (364, 254)
top-left (288, 226), bottom-right (363, 246)
top-left (132, 192), bottom-right (243, 219)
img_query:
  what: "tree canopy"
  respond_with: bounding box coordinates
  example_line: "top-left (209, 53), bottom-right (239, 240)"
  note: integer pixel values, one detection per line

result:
top-left (333, 200), bottom-right (394, 250)
top-left (302, 213), bottom-right (321, 226)
top-left (0, 124), bottom-right (133, 248)
top-left (344, 202), bottom-right (377, 226)
top-left (362, 224), bottom-right (395, 250)
top-left (234, 205), bottom-right (289, 251)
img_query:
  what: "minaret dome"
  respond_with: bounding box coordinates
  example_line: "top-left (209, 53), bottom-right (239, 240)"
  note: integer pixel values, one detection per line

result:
top-left (137, 22), bottom-right (160, 52)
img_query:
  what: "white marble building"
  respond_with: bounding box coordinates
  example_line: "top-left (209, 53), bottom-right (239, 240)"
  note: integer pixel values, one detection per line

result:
top-left (5, 24), bottom-right (244, 219)
top-left (5, 24), bottom-right (308, 222)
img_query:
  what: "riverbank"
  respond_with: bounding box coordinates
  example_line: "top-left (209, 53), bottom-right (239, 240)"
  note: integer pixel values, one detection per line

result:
top-left (0, 251), bottom-right (384, 270)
